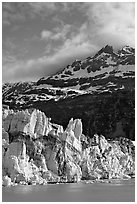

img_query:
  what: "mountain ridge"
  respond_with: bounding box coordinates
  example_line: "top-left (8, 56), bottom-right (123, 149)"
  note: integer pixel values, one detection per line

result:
top-left (36, 45), bottom-right (134, 91)
top-left (2, 45), bottom-right (135, 140)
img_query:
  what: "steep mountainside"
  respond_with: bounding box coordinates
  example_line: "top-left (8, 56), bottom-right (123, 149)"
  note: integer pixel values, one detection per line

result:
top-left (2, 45), bottom-right (135, 140)
top-left (37, 45), bottom-right (135, 92)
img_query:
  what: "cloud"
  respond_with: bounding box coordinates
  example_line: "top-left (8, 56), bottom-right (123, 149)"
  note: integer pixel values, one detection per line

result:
top-left (2, 2), bottom-right (135, 83)
top-left (2, 23), bottom-right (98, 83)
top-left (40, 2), bottom-right (135, 56)
top-left (2, 54), bottom-right (17, 64)
top-left (41, 24), bottom-right (72, 41)
top-left (29, 2), bottom-right (56, 12)
top-left (41, 30), bottom-right (52, 40)
top-left (2, 2), bottom-right (78, 26)
top-left (3, 3), bottom-right (28, 25)
top-left (2, 44), bottom-right (96, 83)
top-left (28, 2), bottom-right (57, 18)
top-left (3, 38), bottom-right (17, 64)
top-left (2, 2), bottom-right (58, 25)
top-left (3, 37), bottom-right (28, 64)
top-left (84, 2), bottom-right (135, 48)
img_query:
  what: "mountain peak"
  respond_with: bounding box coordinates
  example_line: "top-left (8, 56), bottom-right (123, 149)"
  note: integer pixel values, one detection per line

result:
top-left (118, 45), bottom-right (135, 56)
top-left (96, 45), bottom-right (114, 56)
top-left (121, 45), bottom-right (135, 53)
top-left (101, 45), bottom-right (114, 53)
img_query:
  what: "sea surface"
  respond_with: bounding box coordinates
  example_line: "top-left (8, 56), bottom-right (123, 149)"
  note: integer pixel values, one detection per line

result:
top-left (2, 179), bottom-right (135, 202)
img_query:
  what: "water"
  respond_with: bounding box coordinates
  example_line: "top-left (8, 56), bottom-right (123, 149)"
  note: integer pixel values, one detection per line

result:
top-left (3, 179), bottom-right (135, 202)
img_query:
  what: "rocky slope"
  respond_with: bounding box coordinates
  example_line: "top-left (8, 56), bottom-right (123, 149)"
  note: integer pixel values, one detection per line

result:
top-left (37, 45), bottom-right (135, 92)
top-left (2, 108), bottom-right (135, 186)
top-left (2, 45), bottom-right (135, 140)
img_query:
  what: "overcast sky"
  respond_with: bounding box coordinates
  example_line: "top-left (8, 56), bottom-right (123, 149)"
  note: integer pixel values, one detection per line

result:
top-left (2, 2), bottom-right (135, 83)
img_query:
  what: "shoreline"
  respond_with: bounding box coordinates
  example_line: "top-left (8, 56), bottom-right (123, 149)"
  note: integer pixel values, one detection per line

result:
top-left (2, 176), bottom-right (135, 187)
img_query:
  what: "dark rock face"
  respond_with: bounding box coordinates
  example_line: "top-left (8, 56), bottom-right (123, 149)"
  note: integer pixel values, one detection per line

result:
top-left (28, 90), bottom-right (134, 140)
top-left (2, 45), bottom-right (135, 141)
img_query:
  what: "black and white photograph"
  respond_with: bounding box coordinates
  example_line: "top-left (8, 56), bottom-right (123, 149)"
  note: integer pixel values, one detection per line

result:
top-left (2, 1), bottom-right (135, 202)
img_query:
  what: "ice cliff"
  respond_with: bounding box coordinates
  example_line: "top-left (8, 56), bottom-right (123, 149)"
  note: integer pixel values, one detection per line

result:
top-left (2, 108), bottom-right (135, 186)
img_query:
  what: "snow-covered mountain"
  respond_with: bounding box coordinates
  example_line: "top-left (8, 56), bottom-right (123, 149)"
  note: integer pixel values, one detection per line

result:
top-left (2, 45), bottom-right (135, 141)
top-left (3, 45), bottom-right (135, 108)
top-left (37, 45), bottom-right (135, 92)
